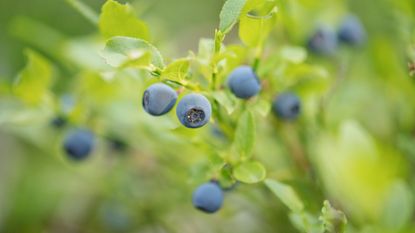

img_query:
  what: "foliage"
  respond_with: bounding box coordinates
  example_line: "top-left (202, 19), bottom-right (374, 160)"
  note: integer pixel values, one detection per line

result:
top-left (0, 0), bottom-right (415, 232)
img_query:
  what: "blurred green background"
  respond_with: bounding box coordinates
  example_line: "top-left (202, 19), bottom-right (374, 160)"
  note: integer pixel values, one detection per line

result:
top-left (0, 0), bottom-right (222, 77)
top-left (0, 0), bottom-right (415, 233)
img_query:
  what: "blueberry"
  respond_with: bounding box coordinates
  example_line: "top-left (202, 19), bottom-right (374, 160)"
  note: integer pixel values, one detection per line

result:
top-left (142, 83), bottom-right (177, 116)
top-left (227, 66), bottom-right (261, 99)
top-left (63, 129), bottom-right (95, 160)
top-left (338, 15), bottom-right (366, 46)
top-left (192, 182), bottom-right (224, 213)
top-left (176, 93), bottom-right (211, 128)
top-left (272, 92), bottom-right (301, 120)
top-left (50, 116), bottom-right (67, 128)
top-left (307, 26), bottom-right (338, 55)
top-left (108, 138), bottom-right (128, 152)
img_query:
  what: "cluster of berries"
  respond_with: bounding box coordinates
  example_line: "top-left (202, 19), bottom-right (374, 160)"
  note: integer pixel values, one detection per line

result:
top-left (142, 83), bottom-right (211, 128)
top-left (307, 15), bottom-right (366, 55)
top-left (58, 57), bottom-right (303, 214)
top-left (139, 65), bottom-right (301, 213)
top-left (142, 65), bottom-right (300, 128)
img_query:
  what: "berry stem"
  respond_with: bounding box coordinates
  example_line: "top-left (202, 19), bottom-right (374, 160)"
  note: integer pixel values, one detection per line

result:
top-left (281, 123), bottom-right (310, 174)
top-left (162, 79), bottom-right (198, 91)
top-left (65, 0), bottom-right (99, 26)
top-left (253, 45), bottom-right (263, 72)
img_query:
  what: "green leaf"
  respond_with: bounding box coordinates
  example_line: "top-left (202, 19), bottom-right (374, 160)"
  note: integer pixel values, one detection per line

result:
top-left (380, 181), bottom-right (413, 231)
top-left (102, 36), bottom-right (164, 69)
top-left (319, 200), bottom-right (347, 233)
top-left (233, 110), bottom-right (256, 158)
top-left (63, 37), bottom-right (108, 70)
top-left (219, 164), bottom-right (236, 188)
top-left (75, 71), bottom-right (119, 106)
top-left (233, 160), bottom-right (266, 183)
top-left (161, 58), bottom-right (191, 82)
top-left (13, 50), bottom-right (53, 105)
top-left (239, 1), bottom-right (278, 47)
top-left (251, 99), bottom-right (271, 117)
top-left (280, 46), bottom-right (307, 64)
top-left (197, 38), bottom-right (215, 63)
top-left (219, 0), bottom-right (248, 34)
top-left (264, 178), bottom-right (304, 212)
top-left (212, 91), bottom-right (237, 114)
top-left (289, 212), bottom-right (324, 233)
top-left (99, 0), bottom-right (149, 40)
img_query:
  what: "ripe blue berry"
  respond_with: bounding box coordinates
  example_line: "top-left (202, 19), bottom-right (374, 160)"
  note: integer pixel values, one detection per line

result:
top-left (307, 27), bottom-right (338, 55)
top-left (142, 83), bottom-right (177, 116)
top-left (272, 92), bottom-right (301, 120)
top-left (192, 182), bottom-right (224, 213)
top-left (63, 129), bottom-right (95, 160)
top-left (227, 66), bottom-right (261, 99)
top-left (176, 93), bottom-right (211, 128)
top-left (338, 15), bottom-right (366, 46)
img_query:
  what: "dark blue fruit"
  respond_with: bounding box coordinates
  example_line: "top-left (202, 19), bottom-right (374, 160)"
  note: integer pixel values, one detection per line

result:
top-left (272, 92), bottom-right (301, 120)
top-left (307, 27), bottom-right (338, 55)
top-left (63, 129), bottom-right (95, 160)
top-left (176, 93), bottom-right (211, 128)
top-left (192, 182), bottom-right (224, 213)
top-left (108, 138), bottom-right (128, 152)
top-left (227, 66), bottom-right (261, 99)
top-left (338, 15), bottom-right (366, 46)
top-left (142, 83), bottom-right (177, 116)
top-left (50, 116), bottom-right (67, 128)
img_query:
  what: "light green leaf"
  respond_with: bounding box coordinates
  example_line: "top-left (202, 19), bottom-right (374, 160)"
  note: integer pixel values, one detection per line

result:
top-left (219, 164), bottom-right (236, 189)
top-left (102, 36), bottom-right (164, 69)
top-left (219, 0), bottom-right (247, 34)
top-left (381, 181), bottom-right (413, 231)
top-left (62, 37), bottom-right (108, 70)
top-left (13, 50), bottom-right (53, 105)
top-left (212, 91), bottom-right (236, 114)
top-left (99, 0), bottom-right (149, 40)
top-left (233, 110), bottom-right (256, 158)
top-left (319, 201), bottom-right (347, 233)
top-left (281, 46), bottom-right (307, 64)
top-left (197, 38), bottom-right (215, 63)
top-left (289, 212), bottom-right (324, 233)
top-left (233, 160), bottom-right (266, 183)
top-left (239, 1), bottom-right (278, 47)
top-left (161, 58), bottom-right (191, 82)
top-left (264, 178), bottom-right (304, 212)
top-left (251, 99), bottom-right (271, 117)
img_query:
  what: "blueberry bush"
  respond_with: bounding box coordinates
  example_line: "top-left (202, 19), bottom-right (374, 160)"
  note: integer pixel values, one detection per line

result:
top-left (0, 0), bottom-right (415, 232)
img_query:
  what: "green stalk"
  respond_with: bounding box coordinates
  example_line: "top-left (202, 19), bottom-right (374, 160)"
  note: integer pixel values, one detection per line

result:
top-left (65, 0), bottom-right (99, 26)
